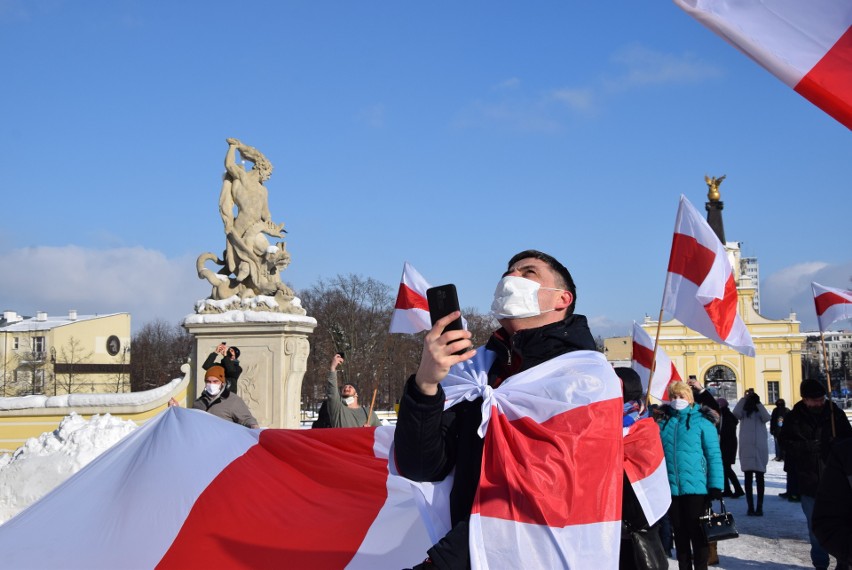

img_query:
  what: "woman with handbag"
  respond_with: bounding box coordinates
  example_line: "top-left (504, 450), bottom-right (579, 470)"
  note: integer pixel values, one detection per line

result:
top-left (732, 389), bottom-right (771, 516)
top-left (658, 381), bottom-right (724, 570)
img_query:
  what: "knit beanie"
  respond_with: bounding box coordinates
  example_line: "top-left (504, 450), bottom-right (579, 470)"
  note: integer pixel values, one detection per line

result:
top-left (800, 379), bottom-right (826, 398)
top-left (206, 365), bottom-right (226, 384)
top-left (615, 367), bottom-right (643, 402)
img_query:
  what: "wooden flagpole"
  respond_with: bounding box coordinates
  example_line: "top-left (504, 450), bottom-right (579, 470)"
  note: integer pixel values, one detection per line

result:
top-left (819, 330), bottom-right (837, 437)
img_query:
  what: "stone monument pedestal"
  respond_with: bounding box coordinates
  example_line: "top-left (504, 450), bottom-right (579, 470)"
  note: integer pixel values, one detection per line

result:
top-left (183, 314), bottom-right (317, 428)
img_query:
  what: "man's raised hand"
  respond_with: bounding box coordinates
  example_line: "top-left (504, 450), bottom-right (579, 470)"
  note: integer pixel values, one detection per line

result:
top-left (415, 311), bottom-right (476, 396)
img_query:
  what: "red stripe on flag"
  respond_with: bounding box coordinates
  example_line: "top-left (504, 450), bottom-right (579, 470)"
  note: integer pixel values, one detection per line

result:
top-left (815, 291), bottom-right (852, 317)
top-left (623, 418), bottom-right (665, 483)
top-left (667, 233), bottom-right (714, 288)
top-left (794, 26), bottom-right (852, 130)
top-left (394, 283), bottom-right (429, 311)
top-left (474, 398), bottom-right (623, 527)
top-left (158, 428), bottom-right (388, 569)
top-left (670, 362), bottom-right (682, 382)
top-left (632, 340), bottom-right (654, 371)
top-left (702, 274), bottom-right (738, 340)
top-left (668, 233), bottom-right (737, 340)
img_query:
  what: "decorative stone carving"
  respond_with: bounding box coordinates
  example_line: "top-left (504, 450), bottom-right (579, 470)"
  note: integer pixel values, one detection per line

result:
top-left (195, 138), bottom-right (305, 316)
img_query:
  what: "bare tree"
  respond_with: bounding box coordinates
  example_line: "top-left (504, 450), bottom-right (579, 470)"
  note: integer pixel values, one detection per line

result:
top-left (130, 320), bottom-right (193, 391)
top-left (53, 336), bottom-right (93, 394)
top-left (298, 275), bottom-right (499, 416)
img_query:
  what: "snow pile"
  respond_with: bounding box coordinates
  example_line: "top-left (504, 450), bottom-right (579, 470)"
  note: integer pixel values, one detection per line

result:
top-left (0, 413), bottom-right (137, 524)
top-left (0, 377), bottom-right (184, 410)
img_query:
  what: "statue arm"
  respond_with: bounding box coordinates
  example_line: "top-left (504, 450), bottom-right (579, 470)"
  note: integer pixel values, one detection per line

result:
top-left (224, 139), bottom-right (244, 180)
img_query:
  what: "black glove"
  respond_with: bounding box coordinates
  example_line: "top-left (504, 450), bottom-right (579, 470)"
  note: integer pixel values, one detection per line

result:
top-left (708, 488), bottom-right (723, 500)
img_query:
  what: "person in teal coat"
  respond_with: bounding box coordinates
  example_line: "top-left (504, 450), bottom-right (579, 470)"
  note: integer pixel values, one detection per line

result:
top-left (658, 381), bottom-right (724, 570)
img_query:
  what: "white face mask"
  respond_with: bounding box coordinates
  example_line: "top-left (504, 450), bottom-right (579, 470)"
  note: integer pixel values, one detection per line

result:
top-left (672, 398), bottom-right (690, 410)
top-left (205, 383), bottom-right (222, 396)
top-left (491, 276), bottom-right (563, 319)
top-left (342, 396), bottom-right (355, 406)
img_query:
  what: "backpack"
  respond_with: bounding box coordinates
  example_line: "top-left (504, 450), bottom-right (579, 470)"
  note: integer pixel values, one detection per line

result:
top-left (312, 401), bottom-right (331, 429)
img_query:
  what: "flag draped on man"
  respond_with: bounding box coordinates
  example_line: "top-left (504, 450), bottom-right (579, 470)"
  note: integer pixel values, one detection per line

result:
top-left (632, 321), bottom-right (682, 401)
top-left (664, 195), bottom-right (755, 357)
top-left (812, 282), bottom-right (852, 332)
top-left (674, 0), bottom-right (852, 130)
top-left (389, 262), bottom-right (432, 334)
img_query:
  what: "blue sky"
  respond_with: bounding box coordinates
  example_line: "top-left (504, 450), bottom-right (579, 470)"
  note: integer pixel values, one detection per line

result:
top-left (1, 1), bottom-right (849, 336)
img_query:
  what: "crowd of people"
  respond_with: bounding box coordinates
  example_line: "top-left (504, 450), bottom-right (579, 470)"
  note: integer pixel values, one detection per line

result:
top-left (171, 248), bottom-right (852, 570)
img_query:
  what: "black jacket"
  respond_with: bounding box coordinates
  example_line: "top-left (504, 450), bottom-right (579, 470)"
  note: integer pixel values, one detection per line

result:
top-left (393, 314), bottom-right (596, 569)
top-left (718, 406), bottom-right (739, 465)
top-left (813, 437), bottom-right (852, 565)
top-left (202, 352), bottom-right (243, 394)
top-left (779, 400), bottom-right (852, 496)
top-left (769, 405), bottom-right (789, 436)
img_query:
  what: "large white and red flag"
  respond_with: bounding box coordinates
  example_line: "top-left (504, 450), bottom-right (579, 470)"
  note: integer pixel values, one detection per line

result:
top-left (632, 321), bottom-right (682, 402)
top-left (674, 0), bottom-right (852, 130)
top-left (812, 282), bottom-right (852, 332)
top-left (0, 408), bottom-right (450, 569)
top-left (389, 262), bottom-right (432, 334)
top-left (664, 195), bottom-right (755, 357)
top-left (0, 350), bottom-right (634, 569)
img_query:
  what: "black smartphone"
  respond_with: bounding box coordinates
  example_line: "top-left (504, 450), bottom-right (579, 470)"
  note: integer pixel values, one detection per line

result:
top-left (427, 284), bottom-right (465, 354)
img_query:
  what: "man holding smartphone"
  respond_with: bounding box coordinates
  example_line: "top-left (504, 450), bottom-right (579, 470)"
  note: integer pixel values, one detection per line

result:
top-left (394, 250), bottom-right (599, 569)
top-left (326, 352), bottom-right (381, 428)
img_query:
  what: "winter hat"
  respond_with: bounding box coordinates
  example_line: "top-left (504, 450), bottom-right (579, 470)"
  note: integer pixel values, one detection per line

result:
top-left (716, 397), bottom-right (729, 409)
top-left (205, 365), bottom-right (226, 384)
top-left (229, 346), bottom-right (241, 359)
top-left (800, 379), bottom-right (826, 398)
top-left (615, 367), bottom-right (643, 402)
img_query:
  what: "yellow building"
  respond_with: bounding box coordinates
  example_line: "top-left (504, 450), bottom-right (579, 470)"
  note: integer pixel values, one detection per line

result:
top-left (605, 183), bottom-right (804, 405)
top-left (0, 310), bottom-right (131, 397)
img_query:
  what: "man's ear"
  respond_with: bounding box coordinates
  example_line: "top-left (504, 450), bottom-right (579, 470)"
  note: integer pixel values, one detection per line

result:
top-left (555, 290), bottom-right (573, 311)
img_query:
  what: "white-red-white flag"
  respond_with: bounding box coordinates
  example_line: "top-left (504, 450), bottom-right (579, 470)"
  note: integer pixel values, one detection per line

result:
top-left (623, 418), bottom-right (670, 527)
top-left (0, 408), bottom-right (451, 569)
top-left (664, 195), bottom-right (755, 357)
top-left (389, 262), bottom-right (432, 334)
top-left (812, 282), bottom-right (852, 332)
top-left (674, 0), bottom-right (852, 130)
top-left (632, 321), bottom-right (682, 402)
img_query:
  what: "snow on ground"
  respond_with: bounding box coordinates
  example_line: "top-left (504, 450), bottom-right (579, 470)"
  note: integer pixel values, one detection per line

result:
top-left (0, 415), bottom-right (830, 568)
top-left (0, 413), bottom-right (137, 523)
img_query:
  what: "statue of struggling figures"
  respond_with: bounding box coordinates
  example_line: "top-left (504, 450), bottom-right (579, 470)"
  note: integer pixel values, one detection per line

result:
top-left (195, 138), bottom-right (305, 315)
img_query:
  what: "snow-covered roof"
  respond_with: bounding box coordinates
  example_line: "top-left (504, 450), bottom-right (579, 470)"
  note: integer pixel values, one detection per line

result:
top-left (0, 312), bottom-right (127, 333)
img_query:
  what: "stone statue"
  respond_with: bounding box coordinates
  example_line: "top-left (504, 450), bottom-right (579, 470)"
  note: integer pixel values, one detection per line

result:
top-left (705, 174), bottom-right (726, 201)
top-left (195, 139), bottom-right (305, 315)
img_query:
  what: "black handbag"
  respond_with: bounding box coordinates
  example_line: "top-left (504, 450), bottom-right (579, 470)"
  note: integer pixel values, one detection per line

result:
top-left (629, 525), bottom-right (668, 570)
top-left (700, 498), bottom-right (739, 542)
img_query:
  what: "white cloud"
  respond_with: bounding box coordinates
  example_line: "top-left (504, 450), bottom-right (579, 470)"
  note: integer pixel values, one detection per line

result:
top-left (493, 77), bottom-right (521, 90)
top-left (0, 246), bottom-right (209, 331)
top-left (760, 261), bottom-right (852, 331)
top-left (547, 87), bottom-right (596, 112)
top-left (605, 44), bottom-right (724, 90)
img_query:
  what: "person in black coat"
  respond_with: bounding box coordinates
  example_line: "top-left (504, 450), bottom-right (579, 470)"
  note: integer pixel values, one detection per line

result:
top-left (770, 398), bottom-right (790, 461)
top-left (202, 343), bottom-right (243, 395)
top-left (781, 379), bottom-right (852, 570)
top-left (394, 250), bottom-right (596, 570)
top-left (813, 437), bottom-right (852, 567)
top-left (717, 398), bottom-right (745, 498)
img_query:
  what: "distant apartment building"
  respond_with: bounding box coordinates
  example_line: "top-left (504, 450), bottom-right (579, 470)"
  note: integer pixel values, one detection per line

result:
top-left (802, 330), bottom-right (852, 391)
top-left (739, 254), bottom-right (760, 313)
top-left (0, 310), bottom-right (131, 397)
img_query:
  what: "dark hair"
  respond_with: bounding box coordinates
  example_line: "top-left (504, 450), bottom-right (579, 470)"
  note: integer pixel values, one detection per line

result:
top-left (507, 250), bottom-right (577, 315)
top-left (744, 391), bottom-right (760, 416)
